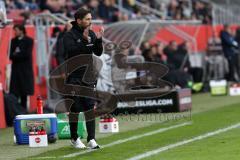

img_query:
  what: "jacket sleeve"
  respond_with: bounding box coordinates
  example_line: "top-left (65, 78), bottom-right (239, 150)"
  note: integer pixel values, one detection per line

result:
top-left (221, 32), bottom-right (237, 47)
top-left (10, 38), bottom-right (33, 61)
top-left (91, 31), bottom-right (103, 56)
top-left (9, 39), bottom-right (16, 60)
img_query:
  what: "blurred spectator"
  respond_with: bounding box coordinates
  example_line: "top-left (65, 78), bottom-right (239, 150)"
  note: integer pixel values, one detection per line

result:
top-left (235, 27), bottom-right (240, 47)
top-left (155, 42), bottom-right (167, 64)
top-left (192, 0), bottom-right (212, 24)
top-left (123, 0), bottom-right (135, 11)
top-left (190, 12), bottom-right (198, 21)
top-left (181, 0), bottom-right (191, 19)
top-left (56, 21), bottom-right (72, 65)
top-left (140, 41), bottom-right (150, 54)
top-left (87, 0), bottom-right (99, 19)
top-left (131, 5), bottom-right (144, 19)
top-left (3, 0), bottom-right (214, 24)
top-left (140, 42), bottom-right (167, 64)
top-left (185, 41), bottom-right (204, 83)
top-left (139, 40), bottom-right (192, 88)
top-left (164, 40), bottom-right (178, 70)
top-left (162, 41), bottom-right (192, 88)
top-left (14, 0), bottom-right (38, 10)
top-left (175, 41), bottom-right (191, 71)
top-left (98, 0), bottom-right (119, 22)
top-left (220, 24), bottom-right (239, 81)
top-left (9, 24), bottom-right (34, 110)
top-left (167, 0), bottom-right (178, 18)
top-left (207, 32), bottom-right (222, 55)
top-left (119, 12), bottom-right (129, 21)
top-left (50, 26), bottom-right (61, 70)
top-left (52, 26), bottom-right (61, 38)
top-left (206, 31), bottom-right (228, 80)
top-left (142, 47), bottom-right (154, 62)
top-left (44, 0), bottom-right (66, 13)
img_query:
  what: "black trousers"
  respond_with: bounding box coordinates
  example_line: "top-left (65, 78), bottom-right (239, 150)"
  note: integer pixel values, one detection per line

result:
top-left (69, 96), bottom-right (95, 142)
top-left (66, 76), bottom-right (96, 142)
top-left (68, 96), bottom-right (96, 142)
top-left (227, 55), bottom-right (239, 81)
top-left (189, 68), bottom-right (203, 83)
top-left (12, 94), bottom-right (27, 110)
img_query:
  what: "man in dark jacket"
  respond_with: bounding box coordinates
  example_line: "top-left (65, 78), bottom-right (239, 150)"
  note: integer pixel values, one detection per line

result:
top-left (55, 21), bottom-right (72, 65)
top-left (63, 8), bottom-right (103, 149)
top-left (164, 40), bottom-right (178, 70)
top-left (9, 24), bottom-right (34, 110)
top-left (220, 24), bottom-right (239, 81)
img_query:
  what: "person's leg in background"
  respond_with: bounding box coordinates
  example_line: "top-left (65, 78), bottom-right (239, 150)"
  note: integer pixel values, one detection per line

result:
top-left (195, 68), bottom-right (203, 82)
top-left (227, 57), bottom-right (235, 81)
top-left (233, 54), bottom-right (240, 81)
top-left (20, 95), bottom-right (27, 110)
top-left (11, 93), bottom-right (27, 110)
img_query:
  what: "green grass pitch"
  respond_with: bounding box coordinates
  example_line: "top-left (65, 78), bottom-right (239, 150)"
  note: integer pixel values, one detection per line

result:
top-left (0, 93), bottom-right (240, 160)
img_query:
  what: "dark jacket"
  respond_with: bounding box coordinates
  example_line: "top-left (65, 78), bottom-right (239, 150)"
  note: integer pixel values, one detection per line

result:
top-left (220, 30), bottom-right (238, 58)
top-left (164, 47), bottom-right (177, 70)
top-left (63, 21), bottom-right (103, 86)
top-left (9, 36), bottom-right (34, 96)
top-left (55, 30), bottom-right (67, 65)
top-left (175, 46), bottom-right (190, 70)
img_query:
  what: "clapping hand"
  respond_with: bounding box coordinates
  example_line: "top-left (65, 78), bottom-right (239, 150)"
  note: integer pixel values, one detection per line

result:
top-left (96, 26), bottom-right (104, 39)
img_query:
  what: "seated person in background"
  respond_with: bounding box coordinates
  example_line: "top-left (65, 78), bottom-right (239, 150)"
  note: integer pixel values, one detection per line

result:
top-left (142, 42), bottom-right (167, 64)
top-left (163, 41), bottom-right (192, 88)
top-left (154, 42), bottom-right (167, 64)
top-left (206, 32), bottom-right (228, 80)
top-left (175, 41), bottom-right (191, 71)
top-left (207, 32), bottom-right (223, 55)
top-left (163, 40), bottom-right (178, 70)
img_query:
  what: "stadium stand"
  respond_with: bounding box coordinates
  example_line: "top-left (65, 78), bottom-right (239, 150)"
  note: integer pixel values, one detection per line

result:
top-left (1, 0), bottom-right (214, 24)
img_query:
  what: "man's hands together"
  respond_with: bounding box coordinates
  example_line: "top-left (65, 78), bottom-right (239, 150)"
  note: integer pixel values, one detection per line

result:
top-left (83, 26), bottom-right (104, 42)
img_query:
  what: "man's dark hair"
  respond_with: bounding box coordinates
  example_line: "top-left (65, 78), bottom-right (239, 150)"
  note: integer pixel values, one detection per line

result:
top-left (74, 8), bottom-right (91, 20)
top-left (13, 24), bottom-right (26, 35)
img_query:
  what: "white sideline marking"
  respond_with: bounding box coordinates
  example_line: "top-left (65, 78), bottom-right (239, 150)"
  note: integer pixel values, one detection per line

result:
top-left (62, 122), bottom-right (192, 158)
top-left (127, 122), bottom-right (240, 160)
top-left (29, 157), bottom-right (56, 159)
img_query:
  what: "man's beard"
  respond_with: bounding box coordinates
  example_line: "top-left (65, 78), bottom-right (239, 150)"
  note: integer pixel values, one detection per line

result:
top-left (79, 24), bottom-right (91, 29)
top-left (85, 23), bottom-right (92, 28)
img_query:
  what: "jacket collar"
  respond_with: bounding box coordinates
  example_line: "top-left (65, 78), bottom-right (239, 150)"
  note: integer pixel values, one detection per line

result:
top-left (71, 21), bottom-right (85, 33)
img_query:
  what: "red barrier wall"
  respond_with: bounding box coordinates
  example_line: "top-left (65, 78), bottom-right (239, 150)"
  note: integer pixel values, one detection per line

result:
top-left (0, 26), bottom-right (12, 128)
top-left (150, 25), bottom-right (239, 52)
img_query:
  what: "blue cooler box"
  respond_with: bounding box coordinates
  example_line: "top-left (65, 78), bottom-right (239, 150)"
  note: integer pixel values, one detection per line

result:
top-left (14, 114), bottom-right (57, 144)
